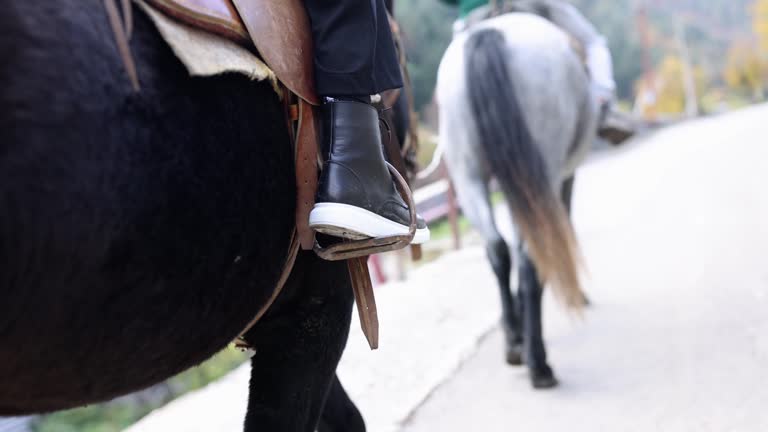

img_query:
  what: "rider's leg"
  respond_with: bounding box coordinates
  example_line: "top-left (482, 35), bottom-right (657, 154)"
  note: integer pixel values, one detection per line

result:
top-left (303, 0), bottom-right (429, 244)
top-left (586, 36), bottom-right (616, 107)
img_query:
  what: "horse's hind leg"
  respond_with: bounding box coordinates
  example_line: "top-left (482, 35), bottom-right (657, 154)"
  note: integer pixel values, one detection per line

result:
top-left (518, 246), bottom-right (558, 388)
top-left (443, 155), bottom-right (522, 365)
top-left (242, 252), bottom-right (354, 432)
top-left (491, 234), bottom-right (524, 366)
top-left (318, 374), bottom-right (366, 432)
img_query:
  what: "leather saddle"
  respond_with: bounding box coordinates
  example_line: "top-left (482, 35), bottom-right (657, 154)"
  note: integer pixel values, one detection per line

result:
top-left (129, 0), bottom-right (419, 350)
top-left (142, 0), bottom-right (322, 252)
top-left (145, 0), bottom-right (320, 105)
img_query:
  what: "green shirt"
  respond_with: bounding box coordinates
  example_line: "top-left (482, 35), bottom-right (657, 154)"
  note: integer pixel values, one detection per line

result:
top-left (440, 0), bottom-right (488, 17)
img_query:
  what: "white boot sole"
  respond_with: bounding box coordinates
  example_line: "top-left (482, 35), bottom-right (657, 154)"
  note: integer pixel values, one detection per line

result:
top-left (309, 203), bottom-right (430, 245)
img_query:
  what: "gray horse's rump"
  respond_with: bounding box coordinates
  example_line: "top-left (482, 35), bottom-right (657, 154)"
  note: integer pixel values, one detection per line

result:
top-left (437, 12), bottom-right (596, 387)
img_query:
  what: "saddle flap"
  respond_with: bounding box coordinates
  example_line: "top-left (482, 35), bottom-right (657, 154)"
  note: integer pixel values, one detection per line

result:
top-left (231, 0), bottom-right (320, 105)
top-left (145, 0), bottom-right (250, 44)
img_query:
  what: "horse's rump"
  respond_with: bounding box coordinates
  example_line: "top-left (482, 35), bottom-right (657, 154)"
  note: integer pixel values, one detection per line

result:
top-left (464, 26), bottom-right (585, 308)
top-left (0, 1), bottom-right (295, 414)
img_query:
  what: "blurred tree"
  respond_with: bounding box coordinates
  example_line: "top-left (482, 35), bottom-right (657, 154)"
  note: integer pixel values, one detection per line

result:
top-left (754, 0), bottom-right (768, 51)
top-left (723, 39), bottom-right (766, 100)
top-left (393, 0), bottom-right (757, 114)
top-left (637, 55), bottom-right (710, 116)
top-left (570, 0), bottom-right (644, 100)
top-left (395, 0), bottom-right (455, 113)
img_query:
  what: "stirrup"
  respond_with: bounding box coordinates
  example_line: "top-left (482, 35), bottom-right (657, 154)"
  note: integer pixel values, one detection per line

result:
top-left (313, 162), bottom-right (417, 261)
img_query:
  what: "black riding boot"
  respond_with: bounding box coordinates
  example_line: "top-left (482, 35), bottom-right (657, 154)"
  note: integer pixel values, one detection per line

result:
top-left (309, 99), bottom-right (429, 244)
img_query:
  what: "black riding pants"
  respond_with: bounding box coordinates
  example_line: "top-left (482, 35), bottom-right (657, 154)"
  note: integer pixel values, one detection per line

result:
top-left (304, 0), bottom-right (403, 97)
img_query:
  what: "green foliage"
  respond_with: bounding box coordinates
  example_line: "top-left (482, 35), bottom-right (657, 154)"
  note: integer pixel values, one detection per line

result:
top-left (395, 0), bottom-right (456, 112)
top-left (33, 347), bottom-right (248, 432)
top-left (724, 39), bottom-right (766, 100)
top-left (570, 0), bottom-right (644, 99)
top-left (428, 214), bottom-right (471, 242)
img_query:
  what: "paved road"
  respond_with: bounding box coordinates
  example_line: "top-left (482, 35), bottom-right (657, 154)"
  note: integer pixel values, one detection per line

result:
top-left (402, 104), bottom-right (768, 432)
top-left (129, 105), bottom-right (768, 432)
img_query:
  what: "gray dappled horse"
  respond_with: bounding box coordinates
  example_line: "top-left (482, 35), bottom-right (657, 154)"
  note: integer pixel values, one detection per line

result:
top-left (437, 13), bottom-right (597, 388)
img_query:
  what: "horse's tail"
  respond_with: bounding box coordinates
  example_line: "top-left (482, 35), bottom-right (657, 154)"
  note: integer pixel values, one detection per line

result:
top-left (465, 29), bottom-right (585, 309)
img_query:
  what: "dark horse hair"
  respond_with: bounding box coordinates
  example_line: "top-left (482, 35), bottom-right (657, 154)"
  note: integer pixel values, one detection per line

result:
top-left (0, 2), bottom-right (364, 430)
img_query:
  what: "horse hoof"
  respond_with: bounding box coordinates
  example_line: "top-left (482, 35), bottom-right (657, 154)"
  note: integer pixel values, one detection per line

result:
top-left (530, 369), bottom-right (558, 389)
top-left (505, 347), bottom-right (524, 366)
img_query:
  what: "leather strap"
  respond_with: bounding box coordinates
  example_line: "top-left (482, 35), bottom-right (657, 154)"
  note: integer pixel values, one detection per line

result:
top-left (411, 244), bottom-right (423, 261)
top-left (122, 0), bottom-right (134, 37)
top-left (235, 94), bottom-right (317, 347)
top-left (380, 114), bottom-right (409, 181)
top-left (104, 0), bottom-right (140, 90)
top-left (295, 99), bottom-right (319, 250)
top-left (379, 118), bottom-right (422, 262)
top-left (348, 257), bottom-right (379, 349)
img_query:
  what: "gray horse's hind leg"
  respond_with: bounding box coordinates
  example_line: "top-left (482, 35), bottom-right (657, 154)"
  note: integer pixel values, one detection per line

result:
top-left (442, 155), bottom-right (523, 365)
top-left (517, 246), bottom-right (558, 388)
top-left (491, 237), bottom-right (524, 365)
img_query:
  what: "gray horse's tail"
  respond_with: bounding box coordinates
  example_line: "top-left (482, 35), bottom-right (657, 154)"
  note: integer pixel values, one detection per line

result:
top-left (465, 29), bottom-right (584, 308)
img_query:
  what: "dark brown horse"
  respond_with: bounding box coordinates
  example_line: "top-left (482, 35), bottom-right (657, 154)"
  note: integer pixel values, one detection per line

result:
top-left (0, 1), bottom-right (419, 430)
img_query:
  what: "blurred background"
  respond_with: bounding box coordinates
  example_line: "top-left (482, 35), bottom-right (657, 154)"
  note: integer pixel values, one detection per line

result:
top-left (4, 0), bottom-right (767, 430)
top-left (401, 0), bottom-right (768, 121)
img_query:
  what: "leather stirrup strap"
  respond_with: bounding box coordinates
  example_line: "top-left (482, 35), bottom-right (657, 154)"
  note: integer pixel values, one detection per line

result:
top-left (348, 257), bottom-right (379, 349)
top-left (380, 116), bottom-right (409, 183)
top-left (379, 109), bottom-right (423, 262)
top-left (295, 99), bottom-right (319, 250)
